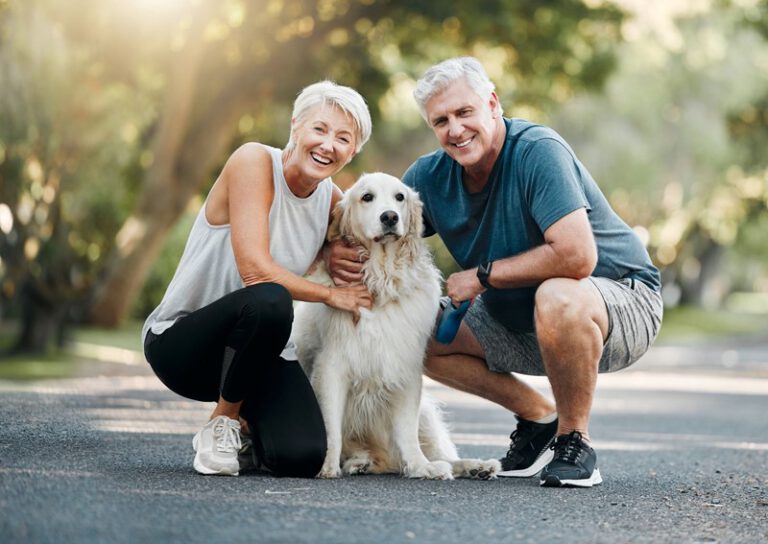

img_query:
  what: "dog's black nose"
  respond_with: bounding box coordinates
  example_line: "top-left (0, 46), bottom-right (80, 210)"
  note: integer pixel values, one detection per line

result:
top-left (380, 211), bottom-right (399, 228)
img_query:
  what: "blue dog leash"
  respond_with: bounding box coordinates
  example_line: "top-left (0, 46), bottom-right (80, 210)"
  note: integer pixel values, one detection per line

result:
top-left (434, 299), bottom-right (473, 344)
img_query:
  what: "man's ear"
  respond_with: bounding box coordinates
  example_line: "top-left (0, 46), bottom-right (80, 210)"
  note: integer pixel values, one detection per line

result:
top-left (489, 91), bottom-right (501, 118)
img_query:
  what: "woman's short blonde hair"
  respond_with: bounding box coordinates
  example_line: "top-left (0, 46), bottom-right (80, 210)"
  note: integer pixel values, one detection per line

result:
top-left (290, 81), bottom-right (372, 153)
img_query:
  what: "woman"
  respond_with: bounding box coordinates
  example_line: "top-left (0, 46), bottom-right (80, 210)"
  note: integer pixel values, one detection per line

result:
top-left (142, 81), bottom-right (373, 477)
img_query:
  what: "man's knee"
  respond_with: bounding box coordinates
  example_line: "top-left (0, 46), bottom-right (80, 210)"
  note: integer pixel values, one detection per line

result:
top-left (534, 278), bottom-right (594, 331)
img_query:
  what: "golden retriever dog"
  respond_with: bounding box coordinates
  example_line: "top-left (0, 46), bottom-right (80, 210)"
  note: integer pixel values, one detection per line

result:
top-left (291, 172), bottom-right (500, 480)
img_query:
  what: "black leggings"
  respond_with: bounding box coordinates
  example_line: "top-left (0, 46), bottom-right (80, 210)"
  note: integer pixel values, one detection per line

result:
top-left (144, 283), bottom-right (326, 477)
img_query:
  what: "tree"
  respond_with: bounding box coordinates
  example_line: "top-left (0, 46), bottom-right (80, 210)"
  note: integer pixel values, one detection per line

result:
top-left (552, 0), bottom-right (768, 307)
top-left (0, 0), bottom-right (624, 353)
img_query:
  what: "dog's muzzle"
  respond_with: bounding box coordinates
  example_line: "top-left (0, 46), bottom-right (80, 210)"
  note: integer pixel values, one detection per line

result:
top-left (375, 210), bottom-right (401, 242)
top-left (379, 210), bottom-right (399, 228)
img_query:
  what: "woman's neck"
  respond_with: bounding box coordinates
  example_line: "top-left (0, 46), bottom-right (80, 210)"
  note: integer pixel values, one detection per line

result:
top-left (282, 147), bottom-right (320, 198)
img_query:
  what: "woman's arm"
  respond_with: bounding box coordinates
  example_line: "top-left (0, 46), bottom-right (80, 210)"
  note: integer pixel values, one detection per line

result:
top-left (208, 143), bottom-right (372, 315)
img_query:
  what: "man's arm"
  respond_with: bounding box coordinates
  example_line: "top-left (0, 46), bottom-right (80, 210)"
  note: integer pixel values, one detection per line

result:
top-left (445, 208), bottom-right (597, 304)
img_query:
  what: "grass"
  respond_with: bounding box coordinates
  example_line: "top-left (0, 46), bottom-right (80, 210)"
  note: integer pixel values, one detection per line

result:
top-left (70, 319), bottom-right (143, 351)
top-left (0, 352), bottom-right (82, 381)
top-left (0, 320), bottom-right (143, 381)
top-left (1, 308), bottom-right (766, 380)
top-left (656, 305), bottom-right (768, 343)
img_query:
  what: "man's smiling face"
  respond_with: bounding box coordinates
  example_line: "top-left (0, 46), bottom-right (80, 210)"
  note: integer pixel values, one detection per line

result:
top-left (424, 77), bottom-right (501, 170)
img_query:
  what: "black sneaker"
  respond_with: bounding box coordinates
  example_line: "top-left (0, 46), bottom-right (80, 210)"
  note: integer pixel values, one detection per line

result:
top-left (540, 431), bottom-right (603, 487)
top-left (497, 416), bottom-right (558, 477)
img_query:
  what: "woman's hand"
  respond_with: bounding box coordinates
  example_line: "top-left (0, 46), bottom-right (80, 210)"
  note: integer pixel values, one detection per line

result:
top-left (324, 239), bottom-right (366, 285)
top-left (325, 283), bottom-right (373, 322)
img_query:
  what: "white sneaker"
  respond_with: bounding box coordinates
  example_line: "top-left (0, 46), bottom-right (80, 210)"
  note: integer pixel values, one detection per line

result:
top-left (192, 416), bottom-right (242, 476)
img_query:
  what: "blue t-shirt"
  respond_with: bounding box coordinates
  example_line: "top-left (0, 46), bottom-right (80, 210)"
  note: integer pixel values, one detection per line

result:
top-left (402, 118), bottom-right (661, 332)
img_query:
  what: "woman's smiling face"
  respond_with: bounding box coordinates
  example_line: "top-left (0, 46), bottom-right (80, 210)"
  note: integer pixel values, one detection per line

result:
top-left (291, 104), bottom-right (358, 180)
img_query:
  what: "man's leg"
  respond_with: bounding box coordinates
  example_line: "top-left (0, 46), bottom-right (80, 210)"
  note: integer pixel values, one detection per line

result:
top-left (424, 314), bottom-right (559, 477)
top-left (423, 323), bottom-right (555, 420)
top-left (535, 277), bottom-right (609, 487)
top-left (533, 277), bottom-right (609, 441)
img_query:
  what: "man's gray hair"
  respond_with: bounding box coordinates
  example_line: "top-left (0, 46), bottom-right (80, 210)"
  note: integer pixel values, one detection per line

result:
top-left (413, 57), bottom-right (503, 121)
top-left (290, 80), bottom-right (372, 153)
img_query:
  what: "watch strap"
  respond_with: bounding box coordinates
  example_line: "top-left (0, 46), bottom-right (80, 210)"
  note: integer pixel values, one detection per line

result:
top-left (477, 261), bottom-right (493, 289)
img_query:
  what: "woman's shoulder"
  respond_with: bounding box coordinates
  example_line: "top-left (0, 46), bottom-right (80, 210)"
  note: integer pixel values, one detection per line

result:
top-left (227, 142), bottom-right (275, 168)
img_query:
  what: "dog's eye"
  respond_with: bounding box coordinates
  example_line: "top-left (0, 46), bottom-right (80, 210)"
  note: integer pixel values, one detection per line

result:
top-left (395, 193), bottom-right (405, 202)
top-left (361, 193), bottom-right (374, 202)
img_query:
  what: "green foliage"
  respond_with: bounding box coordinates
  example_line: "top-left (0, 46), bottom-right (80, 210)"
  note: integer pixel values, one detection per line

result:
top-left (130, 207), bottom-right (196, 319)
top-left (0, 1), bottom-right (158, 326)
top-left (1, 0), bottom-right (626, 351)
top-left (552, 2), bottom-right (768, 307)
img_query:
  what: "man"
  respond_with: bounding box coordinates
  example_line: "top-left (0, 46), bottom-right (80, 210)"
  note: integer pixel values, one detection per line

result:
top-left (330, 57), bottom-right (662, 487)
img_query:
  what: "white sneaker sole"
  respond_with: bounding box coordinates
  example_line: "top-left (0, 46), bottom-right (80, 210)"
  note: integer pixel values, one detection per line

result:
top-left (192, 434), bottom-right (239, 476)
top-left (540, 468), bottom-right (603, 488)
top-left (193, 454), bottom-right (239, 476)
top-left (497, 448), bottom-right (555, 478)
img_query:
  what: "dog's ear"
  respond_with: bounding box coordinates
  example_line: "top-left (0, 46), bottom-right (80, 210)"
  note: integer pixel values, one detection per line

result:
top-left (405, 185), bottom-right (425, 240)
top-left (326, 197), bottom-right (348, 242)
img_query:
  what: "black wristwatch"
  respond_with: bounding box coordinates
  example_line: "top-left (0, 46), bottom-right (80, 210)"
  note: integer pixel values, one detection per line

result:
top-left (477, 261), bottom-right (494, 289)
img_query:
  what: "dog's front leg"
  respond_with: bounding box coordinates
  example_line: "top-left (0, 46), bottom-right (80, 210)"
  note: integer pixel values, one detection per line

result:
top-left (311, 356), bottom-right (346, 479)
top-left (391, 387), bottom-right (453, 480)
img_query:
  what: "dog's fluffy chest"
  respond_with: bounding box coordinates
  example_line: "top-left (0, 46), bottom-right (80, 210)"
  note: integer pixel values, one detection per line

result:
top-left (337, 292), bottom-right (437, 385)
top-left (292, 252), bottom-right (441, 389)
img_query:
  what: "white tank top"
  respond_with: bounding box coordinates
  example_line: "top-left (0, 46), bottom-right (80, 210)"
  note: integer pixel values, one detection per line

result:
top-left (141, 145), bottom-right (333, 360)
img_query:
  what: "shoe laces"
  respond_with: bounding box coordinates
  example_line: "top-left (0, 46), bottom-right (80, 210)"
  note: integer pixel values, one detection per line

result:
top-left (213, 417), bottom-right (242, 454)
top-left (504, 420), bottom-right (537, 461)
top-left (550, 430), bottom-right (586, 464)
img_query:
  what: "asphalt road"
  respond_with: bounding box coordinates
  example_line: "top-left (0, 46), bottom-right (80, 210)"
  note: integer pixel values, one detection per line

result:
top-left (1, 338), bottom-right (767, 544)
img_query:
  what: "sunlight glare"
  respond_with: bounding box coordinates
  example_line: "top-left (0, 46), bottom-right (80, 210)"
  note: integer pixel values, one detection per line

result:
top-left (128, 0), bottom-right (190, 17)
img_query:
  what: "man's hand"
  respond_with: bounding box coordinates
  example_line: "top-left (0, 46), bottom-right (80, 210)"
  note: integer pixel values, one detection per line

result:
top-left (446, 268), bottom-right (485, 305)
top-left (324, 239), bottom-right (367, 285)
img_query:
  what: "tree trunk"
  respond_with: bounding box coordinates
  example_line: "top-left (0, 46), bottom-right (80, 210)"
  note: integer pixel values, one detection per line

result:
top-left (87, 84), bottom-right (256, 327)
top-left (86, 4), bottom-right (383, 328)
top-left (679, 239), bottom-right (726, 308)
top-left (14, 283), bottom-right (68, 354)
top-left (87, 7), bottom-right (207, 327)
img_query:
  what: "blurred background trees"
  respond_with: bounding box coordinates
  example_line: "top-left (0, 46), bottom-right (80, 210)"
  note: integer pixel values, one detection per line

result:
top-left (1, 0), bottom-right (766, 355)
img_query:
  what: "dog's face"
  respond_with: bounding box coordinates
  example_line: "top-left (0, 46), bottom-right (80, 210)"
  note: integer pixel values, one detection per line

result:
top-left (330, 173), bottom-right (423, 245)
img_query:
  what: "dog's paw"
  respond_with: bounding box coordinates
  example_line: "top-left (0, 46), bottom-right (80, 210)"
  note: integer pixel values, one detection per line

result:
top-left (317, 460), bottom-right (342, 479)
top-left (343, 456), bottom-right (371, 476)
top-left (405, 460), bottom-right (454, 480)
top-left (451, 458), bottom-right (501, 480)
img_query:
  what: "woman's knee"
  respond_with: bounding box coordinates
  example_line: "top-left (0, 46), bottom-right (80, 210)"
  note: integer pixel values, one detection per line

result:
top-left (238, 283), bottom-right (294, 326)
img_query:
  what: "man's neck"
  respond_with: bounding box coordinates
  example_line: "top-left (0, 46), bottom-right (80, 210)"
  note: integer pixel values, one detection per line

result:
top-left (462, 117), bottom-right (506, 193)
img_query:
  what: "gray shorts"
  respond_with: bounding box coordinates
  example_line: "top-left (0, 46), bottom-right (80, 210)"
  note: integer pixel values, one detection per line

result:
top-left (461, 277), bottom-right (663, 376)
